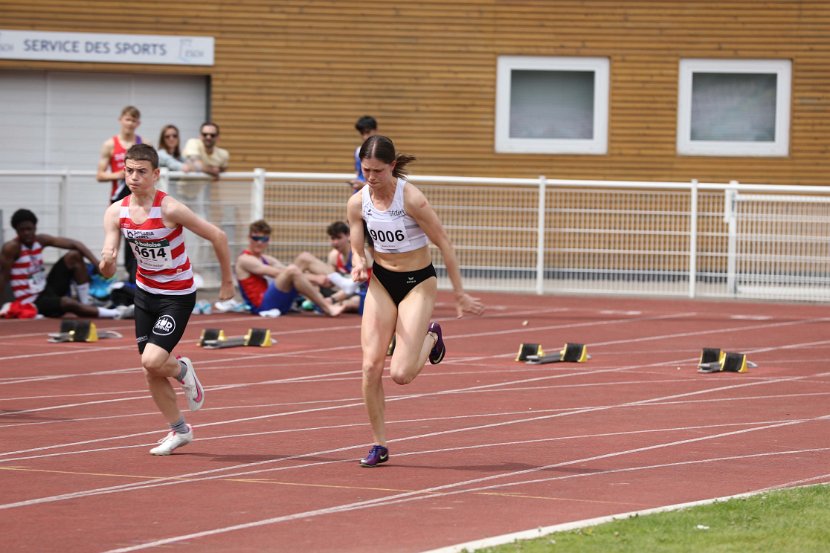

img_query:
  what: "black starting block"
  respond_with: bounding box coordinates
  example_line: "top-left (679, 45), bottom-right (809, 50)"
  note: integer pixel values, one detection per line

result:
top-left (697, 348), bottom-right (756, 373)
top-left (387, 335), bottom-right (396, 356)
top-left (199, 327), bottom-right (274, 349)
top-left (48, 320), bottom-right (122, 343)
top-left (517, 342), bottom-right (589, 364)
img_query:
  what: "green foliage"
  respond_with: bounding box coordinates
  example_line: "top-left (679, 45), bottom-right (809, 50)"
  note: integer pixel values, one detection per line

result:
top-left (477, 485), bottom-right (830, 553)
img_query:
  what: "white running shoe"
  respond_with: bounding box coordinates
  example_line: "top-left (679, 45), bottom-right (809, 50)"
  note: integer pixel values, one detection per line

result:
top-left (178, 356), bottom-right (205, 411)
top-left (150, 426), bottom-right (193, 456)
top-left (213, 298), bottom-right (244, 313)
top-left (114, 304), bottom-right (135, 319)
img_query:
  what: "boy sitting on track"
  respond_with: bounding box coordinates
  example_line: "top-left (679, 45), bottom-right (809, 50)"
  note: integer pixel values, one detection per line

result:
top-left (235, 219), bottom-right (346, 318)
top-left (0, 208), bottom-right (129, 319)
top-left (99, 143), bottom-right (234, 455)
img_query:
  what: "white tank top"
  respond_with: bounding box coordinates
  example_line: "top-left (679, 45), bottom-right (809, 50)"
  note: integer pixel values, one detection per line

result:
top-left (361, 178), bottom-right (429, 254)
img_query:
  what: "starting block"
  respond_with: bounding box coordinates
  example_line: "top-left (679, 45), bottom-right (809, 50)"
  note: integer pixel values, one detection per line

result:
top-left (197, 328), bottom-right (226, 346)
top-left (199, 327), bottom-right (274, 349)
top-left (48, 320), bottom-right (122, 343)
top-left (516, 343), bottom-right (544, 362)
top-left (697, 348), bottom-right (757, 373)
top-left (517, 342), bottom-right (589, 365)
top-left (387, 335), bottom-right (396, 356)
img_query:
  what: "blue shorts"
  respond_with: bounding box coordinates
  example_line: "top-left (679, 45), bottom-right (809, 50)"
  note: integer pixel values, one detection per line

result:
top-left (259, 284), bottom-right (299, 314)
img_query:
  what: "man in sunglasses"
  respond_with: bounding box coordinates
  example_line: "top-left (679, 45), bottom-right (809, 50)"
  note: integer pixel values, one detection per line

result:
top-left (182, 121), bottom-right (229, 179)
top-left (181, 122), bottom-right (230, 272)
top-left (236, 220), bottom-right (346, 318)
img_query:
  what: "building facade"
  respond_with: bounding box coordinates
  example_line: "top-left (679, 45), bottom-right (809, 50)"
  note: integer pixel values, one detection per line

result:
top-left (1, 1), bottom-right (829, 184)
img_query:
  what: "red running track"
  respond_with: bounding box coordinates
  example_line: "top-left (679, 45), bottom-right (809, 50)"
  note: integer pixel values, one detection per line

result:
top-left (1, 292), bottom-right (829, 552)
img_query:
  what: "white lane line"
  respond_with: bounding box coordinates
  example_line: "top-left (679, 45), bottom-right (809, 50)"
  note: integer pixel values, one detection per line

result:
top-left (1, 364), bottom-right (826, 511)
top-left (100, 429), bottom-right (830, 553)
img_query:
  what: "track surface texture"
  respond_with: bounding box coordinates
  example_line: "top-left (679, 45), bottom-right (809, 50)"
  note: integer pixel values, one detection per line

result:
top-left (1, 292), bottom-right (828, 552)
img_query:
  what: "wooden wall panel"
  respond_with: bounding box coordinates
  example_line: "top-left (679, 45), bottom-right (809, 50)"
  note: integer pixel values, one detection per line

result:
top-left (2, 1), bottom-right (829, 185)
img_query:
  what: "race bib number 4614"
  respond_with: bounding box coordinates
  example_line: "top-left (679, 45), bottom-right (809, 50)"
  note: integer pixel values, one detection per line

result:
top-left (130, 239), bottom-right (173, 270)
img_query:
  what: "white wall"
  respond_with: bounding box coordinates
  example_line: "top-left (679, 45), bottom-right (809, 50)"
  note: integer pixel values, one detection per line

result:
top-left (0, 69), bottom-right (208, 258)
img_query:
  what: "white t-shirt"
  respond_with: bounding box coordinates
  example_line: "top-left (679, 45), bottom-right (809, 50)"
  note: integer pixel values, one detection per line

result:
top-left (182, 138), bottom-right (229, 170)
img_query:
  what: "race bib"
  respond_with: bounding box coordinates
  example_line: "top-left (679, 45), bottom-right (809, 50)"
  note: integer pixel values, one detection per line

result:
top-left (130, 239), bottom-right (173, 271)
top-left (368, 220), bottom-right (410, 250)
top-left (28, 270), bottom-right (46, 295)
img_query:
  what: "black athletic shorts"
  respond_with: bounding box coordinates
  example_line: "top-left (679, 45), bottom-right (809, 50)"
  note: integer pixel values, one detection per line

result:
top-left (371, 262), bottom-right (436, 306)
top-left (33, 256), bottom-right (74, 317)
top-left (133, 287), bottom-right (196, 354)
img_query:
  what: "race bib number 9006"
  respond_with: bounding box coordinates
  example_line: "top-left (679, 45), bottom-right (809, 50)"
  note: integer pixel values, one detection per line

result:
top-left (130, 239), bottom-right (173, 270)
top-left (368, 221), bottom-right (410, 249)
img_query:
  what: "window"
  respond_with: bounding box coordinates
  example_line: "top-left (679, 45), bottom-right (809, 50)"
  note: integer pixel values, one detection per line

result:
top-left (677, 59), bottom-right (791, 156)
top-left (495, 56), bottom-right (609, 154)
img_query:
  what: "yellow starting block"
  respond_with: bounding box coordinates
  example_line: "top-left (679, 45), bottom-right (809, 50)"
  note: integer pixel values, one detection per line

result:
top-left (199, 327), bottom-right (274, 349)
top-left (697, 348), bottom-right (756, 373)
top-left (48, 320), bottom-right (122, 343)
top-left (516, 342), bottom-right (589, 364)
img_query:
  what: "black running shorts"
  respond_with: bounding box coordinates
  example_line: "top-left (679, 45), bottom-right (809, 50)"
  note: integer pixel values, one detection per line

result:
top-left (133, 287), bottom-right (196, 354)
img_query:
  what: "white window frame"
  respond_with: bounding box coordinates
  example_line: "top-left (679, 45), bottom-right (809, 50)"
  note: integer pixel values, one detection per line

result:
top-left (677, 59), bottom-right (791, 157)
top-left (495, 56), bottom-right (609, 154)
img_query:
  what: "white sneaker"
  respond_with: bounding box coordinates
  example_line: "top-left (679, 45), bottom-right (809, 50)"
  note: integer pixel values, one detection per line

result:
top-left (213, 298), bottom-right (243, 313)
top-left (150, 426), bottom-right (193, 456)
top-left (179, 356), bottom-right (205, 411)
top-left (114, 304), bottom-right (135, 319)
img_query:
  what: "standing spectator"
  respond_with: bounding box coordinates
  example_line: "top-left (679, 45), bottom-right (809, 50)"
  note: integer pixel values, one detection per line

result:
top-left (96, 105), bottom-right (143, 283)
top-left (0, 208), bottom-right (127, 319)
top-left (346, 135), bottom-right (484, 467)
top-left (348, 115), bottom-right (378, 193)
top-left (156, 124), bottom-right (192, 173)
top-left (182, 121), bottom-right (229, 179)
top-left (99, 144), bottom-right (234, 455)
top-left (181, 121), bottom-right (230, 274)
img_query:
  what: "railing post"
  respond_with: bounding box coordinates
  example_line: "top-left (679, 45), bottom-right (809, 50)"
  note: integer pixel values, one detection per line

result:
top-left (59, 169), bottom-right (70, 237)
top-left (725, 180), bottom-right (739, 296)
top-left (158, 167), bottom-right (170, 193)
top-left (252, 168), bottom-right (266, 222)
top-left (688, 179), bottom-right (698, 298)
top-left (536, 175), bottom-right (547, 295)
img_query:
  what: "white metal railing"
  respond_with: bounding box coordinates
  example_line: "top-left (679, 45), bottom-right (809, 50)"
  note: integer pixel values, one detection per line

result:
top-left (2, 169), bottom-right (830, 303)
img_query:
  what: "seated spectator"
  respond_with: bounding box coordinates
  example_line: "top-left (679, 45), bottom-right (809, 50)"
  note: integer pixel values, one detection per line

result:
top-left (0, 209), bottom-right (131, 319)
top-left (293, 221), bottom-right (368, 313)
top-left (236, 220), bottom-right (345, 317)
top-left (156, 124), bottom-right (192, 173)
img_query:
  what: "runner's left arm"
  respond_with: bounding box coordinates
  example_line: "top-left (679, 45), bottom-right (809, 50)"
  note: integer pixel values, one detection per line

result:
top-left (405, 184), bottom-right (484, 318)
top-left (163, 196), bottom-right (234, 300)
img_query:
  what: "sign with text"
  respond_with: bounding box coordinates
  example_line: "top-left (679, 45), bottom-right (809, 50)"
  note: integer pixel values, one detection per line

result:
top-left (0, 30), bottom-right (214, 66)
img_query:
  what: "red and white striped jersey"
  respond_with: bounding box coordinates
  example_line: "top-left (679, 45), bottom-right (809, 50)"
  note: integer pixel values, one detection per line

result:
top-left (10, 240), bottom-right (46, 304)
top-left (120, 190), bottom-right (196, 295)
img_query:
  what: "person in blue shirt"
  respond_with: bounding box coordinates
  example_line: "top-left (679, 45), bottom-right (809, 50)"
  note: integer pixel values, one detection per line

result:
top-left (347, 115), bottom-right (378, 193)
